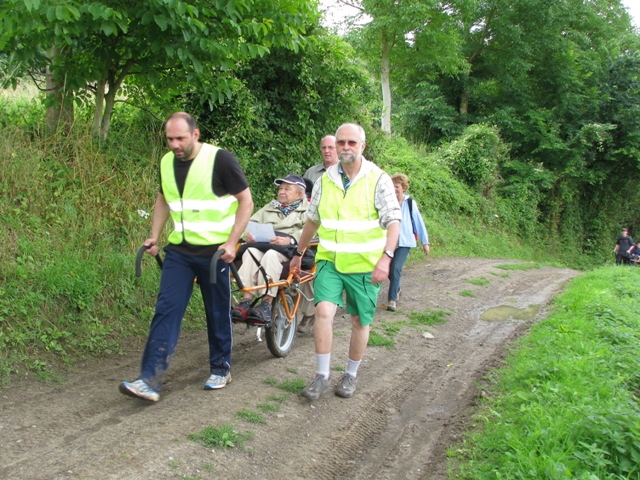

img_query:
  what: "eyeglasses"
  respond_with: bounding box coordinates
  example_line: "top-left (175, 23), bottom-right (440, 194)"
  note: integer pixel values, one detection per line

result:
top-left (336, 140), bottom-right (359, 147)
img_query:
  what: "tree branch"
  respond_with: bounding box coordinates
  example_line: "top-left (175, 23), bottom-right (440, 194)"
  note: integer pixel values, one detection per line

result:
top-left (338, 0), bottom-right (363, 12)
top-left (113, 98), bottom-right (164, 123)
top-left (27, 71), bottom-right (50, 92)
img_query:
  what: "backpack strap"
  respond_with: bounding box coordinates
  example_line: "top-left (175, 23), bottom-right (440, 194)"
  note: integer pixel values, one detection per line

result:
top-left (407, 196), bottom-right (418, 239)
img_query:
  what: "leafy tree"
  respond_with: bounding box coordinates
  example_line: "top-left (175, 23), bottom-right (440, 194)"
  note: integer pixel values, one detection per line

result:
top-left (185, 32), bottom-right (377, 205)
top-left (341, 0), bottom-right (463, 134)
top-left (385, 0), bottom-right (640, 255)
top-left (0, 0), bottom-right (318, 140)
top-left (440, 123), bottom-right (507, 194)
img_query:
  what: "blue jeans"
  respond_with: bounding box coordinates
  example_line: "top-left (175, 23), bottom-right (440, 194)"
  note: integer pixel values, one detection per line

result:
top-left (388, 247), bottom-right (411, 302)
top-left (139, 248), bottom-right (232, 391)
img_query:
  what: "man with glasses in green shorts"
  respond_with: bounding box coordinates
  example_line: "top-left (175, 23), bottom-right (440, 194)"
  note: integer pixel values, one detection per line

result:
top-left (290, 123), bottom-right (401, 399)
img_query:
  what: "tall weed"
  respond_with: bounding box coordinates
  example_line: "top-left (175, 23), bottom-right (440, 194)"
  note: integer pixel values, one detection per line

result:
top-left (0, 97), bottom-right (178, 381)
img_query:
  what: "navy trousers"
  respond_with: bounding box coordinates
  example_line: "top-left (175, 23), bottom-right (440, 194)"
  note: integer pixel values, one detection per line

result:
top-left (139, 248), bottom-right (232, 391)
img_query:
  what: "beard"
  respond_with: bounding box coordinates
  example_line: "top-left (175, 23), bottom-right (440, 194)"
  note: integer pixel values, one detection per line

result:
top-left (173, 142), bottom-right (195, 160)
top-left (339, 151), bottom-right (358, 164)
top-left (174, 149), bottom-right (191, 160)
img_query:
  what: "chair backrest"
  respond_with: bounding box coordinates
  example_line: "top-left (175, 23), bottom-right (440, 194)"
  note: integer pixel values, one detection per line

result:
top-left (303, 177), bottom-right (314, 200)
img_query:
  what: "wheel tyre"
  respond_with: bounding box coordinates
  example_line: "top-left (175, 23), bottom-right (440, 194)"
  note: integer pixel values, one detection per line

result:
top-left (265, 291), bottom-right (297, 357)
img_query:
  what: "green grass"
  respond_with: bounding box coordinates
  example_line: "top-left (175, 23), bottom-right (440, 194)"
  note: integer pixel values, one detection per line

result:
top-left (493, 262), bottom-right (541, 271)
top-left (263, 377), bottom-right (306, 394)
top-left (408, 309), bottom-right (450, 326)
top-left (459, 290), bottom-right (475, 297)
top-left (276, 378), bottom-right (306, 393)
top-left (266, 393), bottom-right (289, 403)
top-left (488, 271), bottom-right (510, 278)
top-left (263, 377), bottom-right (278, 386)
top-left (368, 329), bottom-right (395, 348)
top-left (257, 402), bottom-right (280, 413)
top-left (382, 322), bottom-right (402, 337)
top-left (187, 424), bottom-right (253, 450)
top-left (256, 391), bottom-right (289, 412)
top-left (466, 277), bottom-right (490, 286)
top-left (450, 266), bottom-right (640, 478)
top-left (235, 408), bottom-right (267, 424)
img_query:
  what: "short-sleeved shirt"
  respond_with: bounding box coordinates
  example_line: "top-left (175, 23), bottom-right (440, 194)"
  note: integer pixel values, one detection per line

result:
top-left (617, 235), bottom-right (635, 257)
top-left (160, 147), bottom-right (249, 257)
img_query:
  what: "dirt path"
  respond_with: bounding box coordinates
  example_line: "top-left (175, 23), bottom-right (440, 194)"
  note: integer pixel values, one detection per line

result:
top-left (0, 257), bottom-right (580, 480)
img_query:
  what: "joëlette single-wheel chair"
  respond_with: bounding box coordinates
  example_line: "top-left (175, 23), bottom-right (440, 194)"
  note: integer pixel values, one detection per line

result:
top-left (227, 240), bottom-right (317, 357)
top-left (135, 241), bottom-right (317, 358)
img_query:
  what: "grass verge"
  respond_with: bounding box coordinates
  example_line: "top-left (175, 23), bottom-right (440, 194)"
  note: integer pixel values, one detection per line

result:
top-left (450, 266), bottom-right (640, 478)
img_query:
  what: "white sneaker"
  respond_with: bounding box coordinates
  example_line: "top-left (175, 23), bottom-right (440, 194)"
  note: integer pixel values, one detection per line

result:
top-left (204, 373), bottom-right (232, 390)
top-left (387, 300), bottom-right (397, 312)
top-left (119, 379), bottom-right (160, 402)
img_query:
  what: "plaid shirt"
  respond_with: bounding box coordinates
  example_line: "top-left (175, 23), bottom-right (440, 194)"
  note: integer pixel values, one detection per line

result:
top-left (306, 158), bottom-right (401, 230)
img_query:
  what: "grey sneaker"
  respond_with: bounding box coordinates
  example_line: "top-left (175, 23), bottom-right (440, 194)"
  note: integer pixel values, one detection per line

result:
top-left (335, 373), bottom-right (357, 398)
top-left (119, 379), bottom-right (160, 402)
top-left (204, 372), bottom-right (232, 390)
top-left (297, 314), bottom-right (315, 334)
top-left (387, 300), bottom-right (397, 312)
top-left (301, 374), bottom-right (332, 400)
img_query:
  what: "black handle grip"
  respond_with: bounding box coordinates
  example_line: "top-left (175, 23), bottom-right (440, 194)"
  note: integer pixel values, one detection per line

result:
top-left (135, 245), bottom-right (163, 277)
top-left (210, 249), bottom-right (240, 286)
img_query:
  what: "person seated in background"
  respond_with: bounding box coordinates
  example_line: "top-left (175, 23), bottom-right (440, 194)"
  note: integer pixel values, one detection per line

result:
top-left (232, 174), bottom-right (314, 324)
top-left (628, 241), bottom-right (640, 264)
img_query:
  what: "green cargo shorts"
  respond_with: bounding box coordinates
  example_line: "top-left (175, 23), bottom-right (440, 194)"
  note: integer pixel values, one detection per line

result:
top-left (314, 260), bottom-right (381, 326)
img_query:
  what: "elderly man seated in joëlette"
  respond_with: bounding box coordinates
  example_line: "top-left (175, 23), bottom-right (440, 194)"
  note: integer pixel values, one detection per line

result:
top-left (232, 174), bottom-right (315, 325)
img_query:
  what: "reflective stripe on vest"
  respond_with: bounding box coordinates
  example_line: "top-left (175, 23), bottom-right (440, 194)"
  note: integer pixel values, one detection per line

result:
top-left (160, 144), bottom-right (238, 245)
top-left (316, 168), bottom-right (386, 273)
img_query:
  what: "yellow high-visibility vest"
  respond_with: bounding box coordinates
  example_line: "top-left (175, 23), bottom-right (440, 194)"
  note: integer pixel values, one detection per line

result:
top-left (316, 168), bottom-right (386, 273)
top-left (160, 144), bottom-right (237, 245)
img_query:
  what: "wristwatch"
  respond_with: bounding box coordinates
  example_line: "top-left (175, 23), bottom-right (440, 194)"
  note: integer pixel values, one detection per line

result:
top-left (290, 237), bottom-right (296, 245)
top-left (384, 249), bottom-right (395, 259)
top-left (293, 250), bottom-right (304, 257)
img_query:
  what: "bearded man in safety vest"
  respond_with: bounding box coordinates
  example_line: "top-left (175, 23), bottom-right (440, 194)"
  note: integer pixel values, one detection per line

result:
top-left (290, 123), bottom-right (401, 400)
top-left (120, 112), bottom-right (253, 402)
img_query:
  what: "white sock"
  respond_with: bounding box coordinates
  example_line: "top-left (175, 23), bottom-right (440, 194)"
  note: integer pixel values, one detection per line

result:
top-left (316, 353), bottom-right (331, 379)
top-left (346, 358), bottom-right (361, 377)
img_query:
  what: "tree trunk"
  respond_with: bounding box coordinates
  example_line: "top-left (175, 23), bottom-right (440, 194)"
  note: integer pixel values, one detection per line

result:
top-left (92, 77), bottom-right (106, 138)
top-left (45, 48), bottom-right (74, 136)
top-left (459, 71), bottom-right (469, 116)
top-left (100, 86), bottom-right (118, 142)
top-left (381, 34), bottom-right (392, 134)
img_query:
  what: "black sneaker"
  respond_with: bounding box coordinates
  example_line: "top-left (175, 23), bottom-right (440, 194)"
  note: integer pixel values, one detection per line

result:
top-left (232, 299), bottom-right (252, 322)
top-left (247, 301), bottom-right (271, 325)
